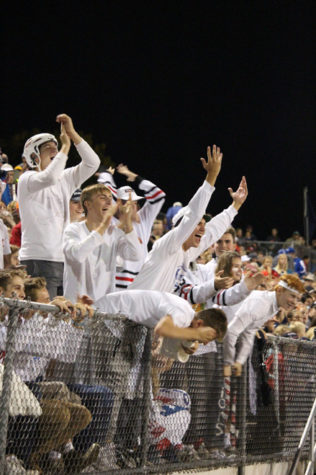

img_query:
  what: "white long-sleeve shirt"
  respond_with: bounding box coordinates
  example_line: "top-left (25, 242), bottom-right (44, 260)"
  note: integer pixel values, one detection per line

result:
top-left (18, 140), bottom-right (100, 262)
top-left (63, 221), bottom-right (143, 302)
top-left (129, 181), bottom-right (216, 292)
top-left (95, 289), bottom-right (195, 329)
top-left (223, 290), bottom-right (279, 366)
top-left (115, 177), bottom-right (166, 288)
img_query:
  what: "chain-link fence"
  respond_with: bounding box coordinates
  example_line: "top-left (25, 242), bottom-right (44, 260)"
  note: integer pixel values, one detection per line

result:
top-left (1, 297), bottom-right (316, 474)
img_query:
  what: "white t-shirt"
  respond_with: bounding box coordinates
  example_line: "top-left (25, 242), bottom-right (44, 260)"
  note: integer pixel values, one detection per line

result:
top-left (95, 289), bottom-right (195, 329)
top-left (63, 221), bottom-right (143, 303)
top-left (18, 140), bottom-right (100, 262)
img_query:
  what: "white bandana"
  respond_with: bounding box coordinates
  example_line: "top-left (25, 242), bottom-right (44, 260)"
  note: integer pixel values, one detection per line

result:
top-left (277, 280), bottom-right (301, 295)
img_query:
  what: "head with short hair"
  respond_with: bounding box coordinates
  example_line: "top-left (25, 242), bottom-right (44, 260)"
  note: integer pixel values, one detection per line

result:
top-left (215, 227), bottom-right (236, 257)
top-left (0, 269), bottom-right (26, 299)
top-left (193, 307), bottom-right (227, 341)
top-left (275, 274), bottom-right (305, 311)
top-left (24, 277), bottom-right (49, 303)
top-left (81, 184), bottom-right (112, 216)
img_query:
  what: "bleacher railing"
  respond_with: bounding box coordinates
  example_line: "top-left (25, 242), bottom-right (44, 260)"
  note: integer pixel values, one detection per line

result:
top-left (0, 297), bottom-right (316, 474)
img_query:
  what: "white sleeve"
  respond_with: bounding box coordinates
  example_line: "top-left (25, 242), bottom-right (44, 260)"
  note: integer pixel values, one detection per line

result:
top-left (97, 170), bottom-right (117, 197)
top-left (189, 204), bottom-right (238, 261)
top-left (22, 152), bottom-right (68, 193)
top-left (211, 280), bottom-right (251, 306)
top-left (117, 228), bottom-right (143, 261)
top-left (223, 311), bottom-right (253, 365)
top-left (235, 328), bottom-right (257, 365)
top-left (1, 222), bottom-right (11, 255)
top-left (62, 140), bottom-right (100, 190)
top-left (138, 177), bottom-right (166, 205)
top-left (166, 181), bottom-right (215, 254)
top-left (63, 225), bottom-right (106, 263)
top-left (138, 178), bottom-right (166, 244)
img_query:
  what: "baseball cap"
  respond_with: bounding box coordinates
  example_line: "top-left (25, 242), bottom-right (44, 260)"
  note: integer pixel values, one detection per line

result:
top-left (70, 189), bottom-right (82, 202)
top-left (286, 247), bottom-right (295, 254)
top-left (1, 164), bottom-right (13, 171)
top-left (117, 186), bottom-right (142, 201)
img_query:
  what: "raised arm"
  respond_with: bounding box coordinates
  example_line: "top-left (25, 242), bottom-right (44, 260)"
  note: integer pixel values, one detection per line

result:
top-left (57, 114), bottom-right (100, 188)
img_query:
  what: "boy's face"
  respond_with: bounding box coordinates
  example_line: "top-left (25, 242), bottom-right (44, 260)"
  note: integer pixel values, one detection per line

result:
top-left (3, 276), bottom-right (25, 299)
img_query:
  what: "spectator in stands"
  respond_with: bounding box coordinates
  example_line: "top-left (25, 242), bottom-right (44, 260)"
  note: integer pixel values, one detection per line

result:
top-left (0, 272), bottom-right (99, 473)
top-left (63, 184), bottom-right (142, 302)
top-left (9, 220), bottom-right (21, 247)
top-left (130, 145), bottom-right (232, 292)
top-left (69, 189), bottom-right (84, 223)
top-left (285, 230), bottom-right (305, 247)
top-left (0, 164), bottom-right (16, 205)
top-left (273, 252), bottom-right (291, 276)
top-left (98, 163), bottom-right (166, 288)
top-left (18, 114), bottom-right (100, 299)
top-left (266, 227), bottom-right (281, 242)
top-left (166, 201), bottom-right (183, 230)
top-left (223, 274), bottom-right (305, 378)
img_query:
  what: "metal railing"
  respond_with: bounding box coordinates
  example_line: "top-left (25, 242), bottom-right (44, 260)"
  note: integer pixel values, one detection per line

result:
top-left (0, 298), bottom-right (316, 474)
top-left (288, 398), bottom-right (316, 475)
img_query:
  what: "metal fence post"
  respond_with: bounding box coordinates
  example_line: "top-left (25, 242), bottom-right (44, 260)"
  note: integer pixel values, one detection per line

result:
top-left (238, 357), bottom-right (248, 475)
top-left (140, 328), bottom-right (152, 467)
top-left (0, 306), bottom-right (20, 475)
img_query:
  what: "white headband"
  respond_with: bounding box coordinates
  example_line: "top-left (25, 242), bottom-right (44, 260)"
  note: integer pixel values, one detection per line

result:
top-left (277, 280), bottom-right (301, 295)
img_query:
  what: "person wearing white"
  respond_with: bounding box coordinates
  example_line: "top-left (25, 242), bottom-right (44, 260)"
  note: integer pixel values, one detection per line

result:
top-left (18, 114), bottom-right (100, 298)
top-left (93, 289), bottom-right (226, 448)
top-left (223, 274), bottom-right (305, 377)
top-left (0, 218), bottom-right (11, 269)
top-left (130, 145), bottom-right (246, 293)
top-left (63, 184), bottom-right (143, 303)
top-left (98, 163), bottom-right (166, 289)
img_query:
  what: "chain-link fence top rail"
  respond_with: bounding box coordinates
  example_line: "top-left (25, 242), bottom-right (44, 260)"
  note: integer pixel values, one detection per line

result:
top-left (0, 297), bottom-right (316, 474)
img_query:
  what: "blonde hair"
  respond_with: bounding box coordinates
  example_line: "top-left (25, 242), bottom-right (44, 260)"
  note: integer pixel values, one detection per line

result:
top-left (81, 184), bottom-right (112, 215)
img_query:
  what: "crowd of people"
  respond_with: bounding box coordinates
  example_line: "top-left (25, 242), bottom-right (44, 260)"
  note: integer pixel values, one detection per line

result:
top-left (0, 114), bottom-right (315, 473)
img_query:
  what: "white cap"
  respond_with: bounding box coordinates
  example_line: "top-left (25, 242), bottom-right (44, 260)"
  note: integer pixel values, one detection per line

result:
top-left (241, 255), bottom-right (251, 262)
top-left (1, 164), bottom-right (13, 171)
top-left (117, 186), bottom-right (143, 201)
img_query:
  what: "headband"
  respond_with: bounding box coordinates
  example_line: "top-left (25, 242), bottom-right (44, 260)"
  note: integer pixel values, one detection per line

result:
top-left (277, 280), bottom-right (301, 295)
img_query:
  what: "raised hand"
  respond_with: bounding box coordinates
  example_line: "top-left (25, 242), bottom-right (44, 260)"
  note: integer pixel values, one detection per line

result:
top-left (117, 193), bottom-right (133, 233)
top-left (228, 176), bottom-right (248, 210)
top-left (56, 113), bottom-right (82, 145)
top-left (116, 163), bottom-right (138, 182)
top-left (200, 145), bottom-right (223, 186)
top-left (97, 203), bottom-right (118, 235)
top-left (214, 270), bottom-right (235, 290)
top-left (59, 122), bottom-right (71, 155)
top-left (244, 271), bottom-right (265, 291)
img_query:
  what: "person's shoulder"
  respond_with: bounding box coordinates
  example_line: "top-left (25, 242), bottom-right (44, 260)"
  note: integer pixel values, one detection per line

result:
top-left (65, 220), bottom-right (85, 233)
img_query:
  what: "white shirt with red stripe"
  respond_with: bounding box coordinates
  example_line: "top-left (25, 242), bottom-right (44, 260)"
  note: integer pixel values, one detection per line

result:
top-left (98, 171), bottom-right (166, 288)
top-left (115, 177), bottom-right (166, 288)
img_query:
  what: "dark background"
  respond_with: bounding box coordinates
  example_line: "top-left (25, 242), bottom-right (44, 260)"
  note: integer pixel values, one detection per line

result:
top-left (2, 1), bottom-right (315, 241)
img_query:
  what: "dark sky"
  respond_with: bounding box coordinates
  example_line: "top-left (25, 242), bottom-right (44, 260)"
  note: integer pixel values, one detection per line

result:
top-left (2, 1), bottom-right (316, 241)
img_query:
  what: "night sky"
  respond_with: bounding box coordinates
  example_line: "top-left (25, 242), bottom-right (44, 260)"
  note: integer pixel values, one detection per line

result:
top-left (2, 1), bottom-right (316, 241)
